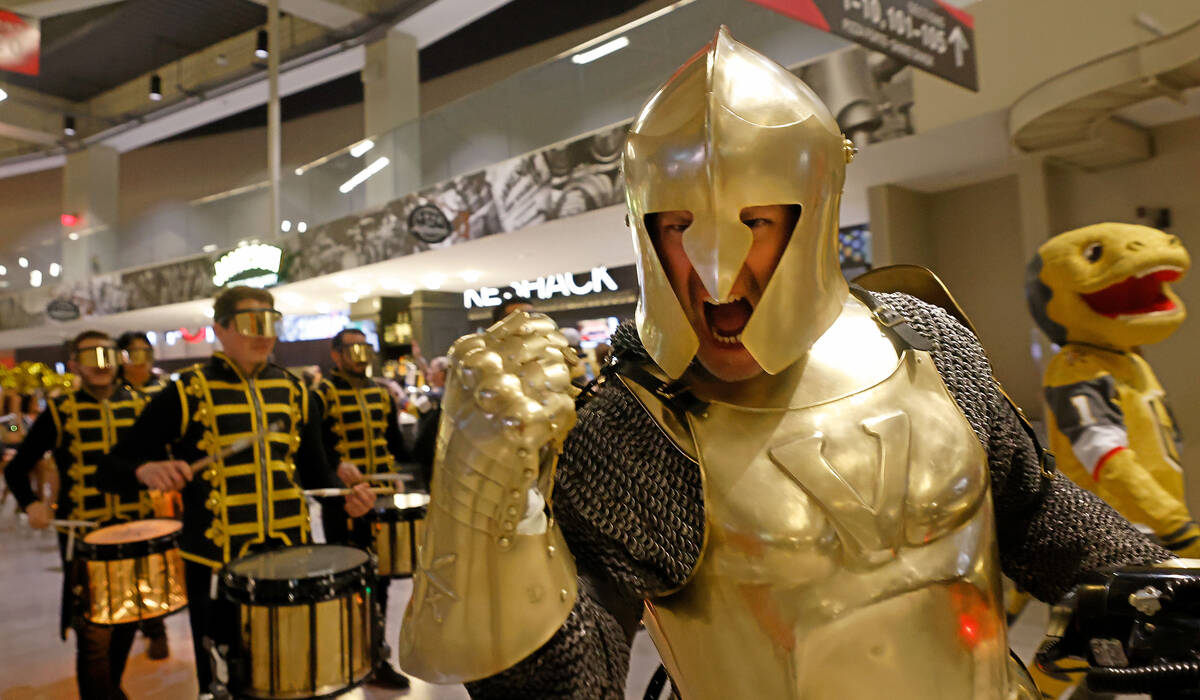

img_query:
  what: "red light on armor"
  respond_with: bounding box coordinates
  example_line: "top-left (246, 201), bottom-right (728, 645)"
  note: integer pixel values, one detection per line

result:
top-left (957, 613), bottom-right (980, 646)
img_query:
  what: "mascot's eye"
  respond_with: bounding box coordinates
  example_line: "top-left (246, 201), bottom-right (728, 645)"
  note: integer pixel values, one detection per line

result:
top-left (1084, 243), bottom-right (1103, 262)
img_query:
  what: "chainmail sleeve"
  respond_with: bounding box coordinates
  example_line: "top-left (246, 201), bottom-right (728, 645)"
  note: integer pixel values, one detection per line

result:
top-left (877, 292), bottom-right (1171, 602)
top-left (467, 323), bottom-right (705, 699)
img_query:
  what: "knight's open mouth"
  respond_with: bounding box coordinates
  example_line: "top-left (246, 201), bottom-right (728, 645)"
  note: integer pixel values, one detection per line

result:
top-left (703, 296), bottom-right (754, 345)
top-left (1080, 268), bottom-right (1182, 318)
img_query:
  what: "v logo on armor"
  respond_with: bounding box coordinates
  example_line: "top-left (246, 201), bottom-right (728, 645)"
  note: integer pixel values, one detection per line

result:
top-left (768, 411), bottom-right (911, 564)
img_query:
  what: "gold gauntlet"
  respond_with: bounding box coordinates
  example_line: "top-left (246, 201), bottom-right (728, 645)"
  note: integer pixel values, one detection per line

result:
top-left (397, 313), bottom-right (581, 683)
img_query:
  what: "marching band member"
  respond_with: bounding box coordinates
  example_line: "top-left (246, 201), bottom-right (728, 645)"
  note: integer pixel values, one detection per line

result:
top-left (4, 330), bottom-right (151, 700)
top-left (115, 329), bottom-right (173, 659)
top-left (100, 286), bottom-right (374, 699)
top-left (316, 327), bottom-right (412, 689)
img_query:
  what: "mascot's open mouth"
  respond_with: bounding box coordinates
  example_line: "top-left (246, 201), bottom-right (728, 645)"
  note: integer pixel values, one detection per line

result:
top-left (1080, 267), bottom-right (1182, 318)
top-left (703, 296), bottom-right (754, 345)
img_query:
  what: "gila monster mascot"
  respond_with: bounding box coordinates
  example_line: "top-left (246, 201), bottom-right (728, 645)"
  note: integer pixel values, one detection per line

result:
top-left (1027, 222), bottom-right (1198, 557)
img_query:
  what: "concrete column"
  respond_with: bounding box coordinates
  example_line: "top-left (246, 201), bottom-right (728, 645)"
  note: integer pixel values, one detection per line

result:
top-left (61, 145), bottom-right (120, 282)
top-left (361, 28), bottom-right (419, 209)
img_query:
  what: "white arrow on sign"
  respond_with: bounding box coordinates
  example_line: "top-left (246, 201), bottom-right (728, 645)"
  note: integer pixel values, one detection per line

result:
top-left (948, 25), bottom-right (970, 67)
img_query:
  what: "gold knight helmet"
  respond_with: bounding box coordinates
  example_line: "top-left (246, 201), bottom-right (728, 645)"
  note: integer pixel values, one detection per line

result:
top-left (623, 26), bottom-right (854, 378)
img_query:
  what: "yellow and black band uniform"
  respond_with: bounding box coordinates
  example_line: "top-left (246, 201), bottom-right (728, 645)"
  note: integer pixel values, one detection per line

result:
top-left (100, 352), bottom-right (341, 695)
top-left (314, 369), bottom-right (412, 682)
top-left (3, 386), bottom-right (151, 699)
top-left (316, 368), bottom-right (409, 545)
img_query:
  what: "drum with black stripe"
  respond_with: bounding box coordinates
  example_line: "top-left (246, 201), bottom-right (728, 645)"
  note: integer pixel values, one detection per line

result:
top-left (221, 545), bottom-right (374, 699)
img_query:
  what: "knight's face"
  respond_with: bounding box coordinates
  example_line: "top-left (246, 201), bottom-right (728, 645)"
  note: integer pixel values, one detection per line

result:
top-left (651, 205), bottom-right (799, 382)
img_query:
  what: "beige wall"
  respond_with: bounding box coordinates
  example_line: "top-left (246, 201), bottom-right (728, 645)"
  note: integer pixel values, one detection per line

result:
top-left (912, 0), bottom-right (1200, 133)
top-left (869, 177), bottom-right (1041, 411)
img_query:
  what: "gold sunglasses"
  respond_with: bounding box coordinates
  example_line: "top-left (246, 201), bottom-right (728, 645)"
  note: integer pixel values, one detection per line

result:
top-left (123, 348), bottom-right (154, 364)
top-left (77, 346), bottom-right (119, 369)
top-left (342, 342), bottom-right (374, 362)
top-left (230, 309), bottom-right (283, 338)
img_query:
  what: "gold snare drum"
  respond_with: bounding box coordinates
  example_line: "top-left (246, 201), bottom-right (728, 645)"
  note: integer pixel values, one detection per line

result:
top-left (221, 545), bottom-right (374, 700)
top-left (368, 492), bottom-right (429, 578)
top-left (78, 519), bottom-right (188, 625)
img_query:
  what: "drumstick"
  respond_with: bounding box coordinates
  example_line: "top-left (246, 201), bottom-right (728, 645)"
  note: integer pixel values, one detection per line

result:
top-left (302, 486), bottom-right (395, 497)
top-left (50, 519), bottom-right (97, 562)
top-left (364, 473), bottom-right (405, 482)
top-left (50, 519), bottom-right (98, 529)
top-left (186, 421), bottom-right (284, 474)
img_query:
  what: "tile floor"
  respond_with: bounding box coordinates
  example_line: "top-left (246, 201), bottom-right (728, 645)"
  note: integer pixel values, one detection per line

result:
top-left (0, 502), bottom-right (1141, 700)
top-left (0, 504), bottom-right (666, 700)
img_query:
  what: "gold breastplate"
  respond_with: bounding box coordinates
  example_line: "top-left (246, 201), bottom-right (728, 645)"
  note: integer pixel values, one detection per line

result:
top-left (640, 307), bottom-right (1017, 699)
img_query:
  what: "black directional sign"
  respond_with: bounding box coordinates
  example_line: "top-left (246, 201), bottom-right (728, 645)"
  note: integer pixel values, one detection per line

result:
top-left (749, 0), bottom-right (978, 91)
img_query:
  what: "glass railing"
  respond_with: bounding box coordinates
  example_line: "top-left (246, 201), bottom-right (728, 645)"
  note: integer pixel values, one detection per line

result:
top-left (0, 0), bottom-right (849, 296)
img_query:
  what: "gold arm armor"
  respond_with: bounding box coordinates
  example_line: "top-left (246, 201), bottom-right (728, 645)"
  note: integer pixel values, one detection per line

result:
top-left (398, 312), bottom-right (580, 683)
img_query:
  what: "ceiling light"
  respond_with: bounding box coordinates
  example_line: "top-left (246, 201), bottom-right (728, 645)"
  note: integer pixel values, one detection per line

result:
top-left (202, 244), bottom-right (218, 253)
top-left (203, 307), bottom-right (215, 319)
top-left (423, 273), bottom-right (445, 290)
top-left (280, 219), bottom-right (292, 232)
top-left (315, 302), bottom-right (330, 313)
top-left (68, 232), bottom-right (79, 241)
top-left (297, 221), bottom-right (307, 233)
top-left (349, 139), bottom-right (375, 158)
top-left (18, 257), bottom-right (28, 268)
top-left (338, 156), bottom-right (390, 194)
top-left (355, 286), bottom-right (371, 297)
top-left (63, 116), bottom-right (76, 136)
top-left (0, 88), bottom-right (7, 102)
top-left (342, 292), bottom-right (359, 303)
top-left (49, 263), bottom-right (61, 277)
top-left (460, 270), bottom-right (482, 283)
top-left (29, 270), bottom-right (41, 287)
top-left (255, 30), bottom-right (269, 59)
top-left (149, 74), bottom-right (163, 101)
top-left (0, 265), bottom-right (6, 275)
top-left (571, 36), bottom-right (629, 65)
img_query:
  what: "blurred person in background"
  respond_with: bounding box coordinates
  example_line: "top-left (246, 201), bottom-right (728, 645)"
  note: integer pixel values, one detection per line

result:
top-left (116, 331), bottom-right (166, 397)
top-left (4, 330), bottom-right (152, 699)
top-left (412, 355), bottom-right (449, 490)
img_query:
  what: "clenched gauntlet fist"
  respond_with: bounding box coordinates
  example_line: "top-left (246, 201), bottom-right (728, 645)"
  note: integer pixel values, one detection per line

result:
top-left (434, 312), bottom-right (580, 545)
top-left (399, 312), bottom-right (584, 683)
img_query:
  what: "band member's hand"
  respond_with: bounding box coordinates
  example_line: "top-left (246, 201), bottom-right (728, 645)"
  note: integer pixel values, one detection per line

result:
top-left (24, 501), bottom-right (52, 529)
top-left (336, 461), bottom-right (363, 486)
top-left (344, 482), bottom-right (374, 518)
top-left (135, 460), bottom-right (192, 492)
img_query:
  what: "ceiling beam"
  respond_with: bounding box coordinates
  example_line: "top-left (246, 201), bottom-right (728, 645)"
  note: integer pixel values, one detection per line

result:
top-left (246, 0), bottom-right (366, 29)
top-left (394, 0), bottom-right (515, 48)
top-left (0, 0), bottom-right (123, 19)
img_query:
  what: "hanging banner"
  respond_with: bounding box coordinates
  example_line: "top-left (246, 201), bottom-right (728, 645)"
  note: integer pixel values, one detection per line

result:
top-left (747, 0), bottom-right (977, 91)
top-left (0, 11), bottom-right (39, 76)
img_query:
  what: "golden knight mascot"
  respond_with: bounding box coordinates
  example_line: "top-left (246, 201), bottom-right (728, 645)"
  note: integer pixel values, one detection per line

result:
top-left (398, 29), bottom-right (1177, 700)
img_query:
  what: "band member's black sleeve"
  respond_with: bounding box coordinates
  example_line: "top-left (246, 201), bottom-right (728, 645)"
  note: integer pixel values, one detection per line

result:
top-left (312, 390), bottom-right (342, 475)
top-left (99, 383), bottom-right (183, 494)
top-left (295, 389), bottom-right (340, 490)
top-left (384, 392), bottom-right (412, 465)
top-left (3, 411), bottom-right (58, 510)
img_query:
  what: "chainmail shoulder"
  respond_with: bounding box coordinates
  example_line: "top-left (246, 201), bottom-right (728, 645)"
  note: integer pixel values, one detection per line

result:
top-left (466, 586), bottom-right (630, 700)
top-left (878, 292), bottom-right (1170, 601)
top-left (553, 321), bottom-right (705, 599)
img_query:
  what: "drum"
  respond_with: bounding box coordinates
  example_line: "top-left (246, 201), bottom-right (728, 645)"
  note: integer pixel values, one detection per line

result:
top-left (221, 545), bottom-right (374, 699)
top-left (367, 492), bottom-right (429, 578)
top-left (78, 519), bottom-right (187, 625)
